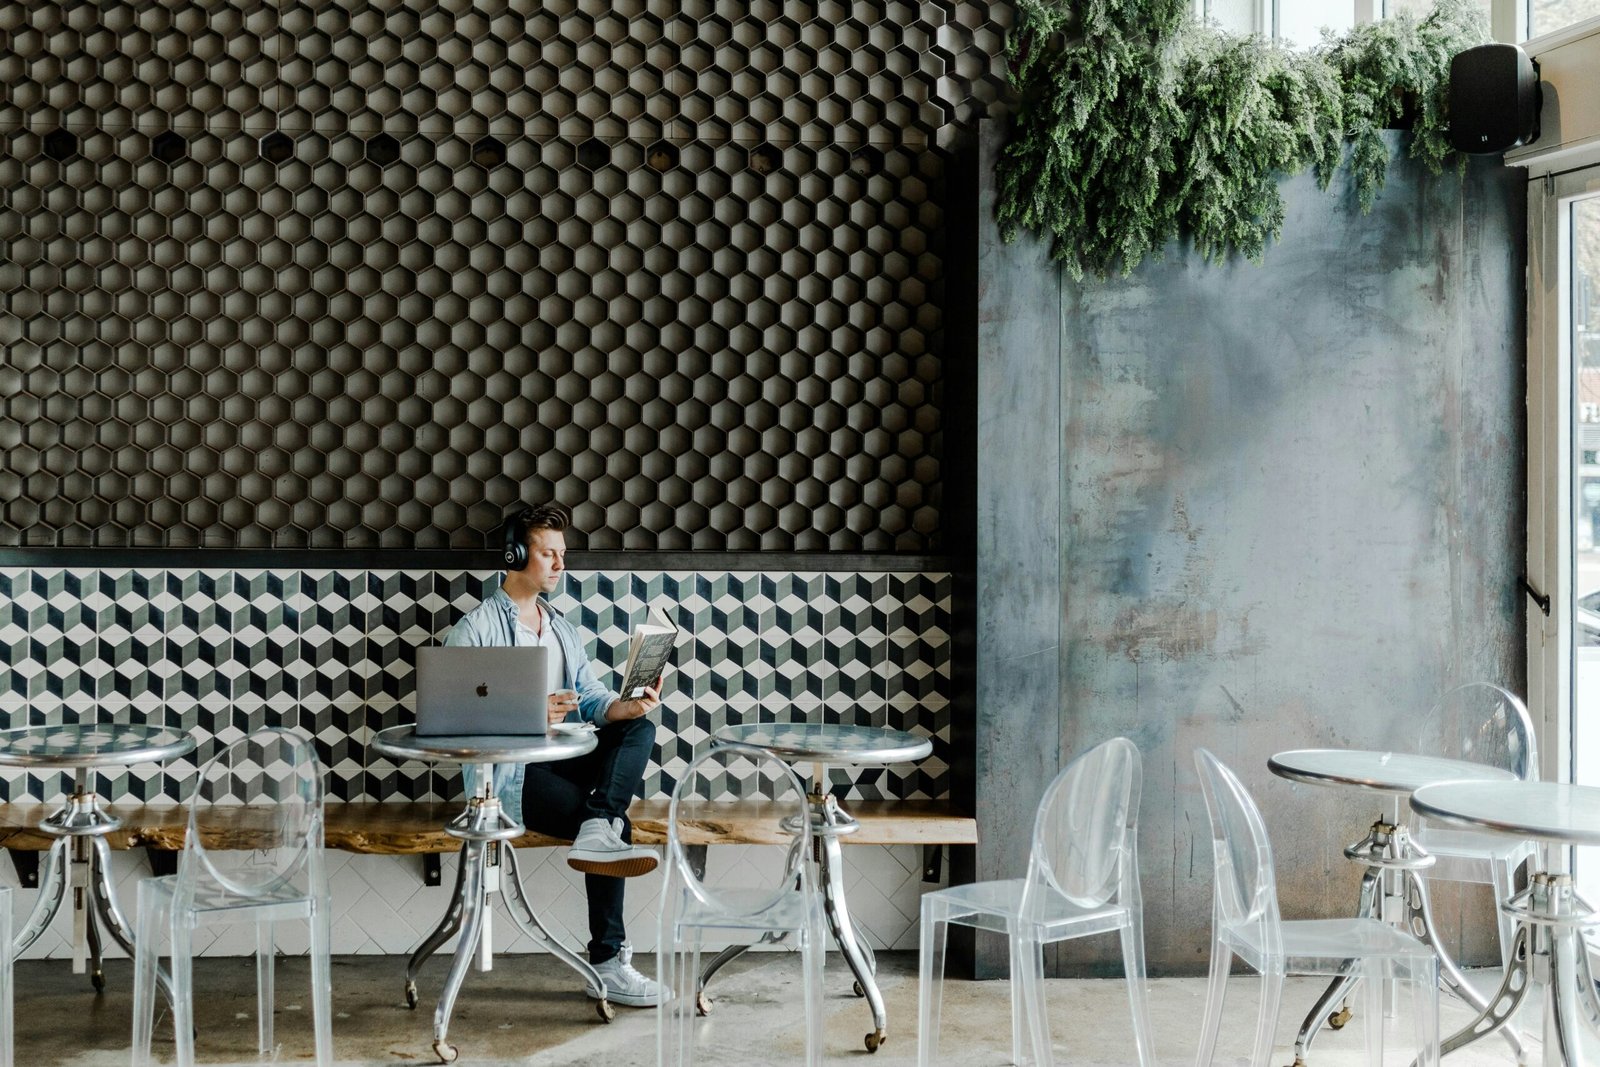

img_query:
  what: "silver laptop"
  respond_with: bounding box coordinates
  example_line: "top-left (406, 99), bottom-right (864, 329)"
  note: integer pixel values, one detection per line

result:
top-left (415, 646), bottom-right (550, 737)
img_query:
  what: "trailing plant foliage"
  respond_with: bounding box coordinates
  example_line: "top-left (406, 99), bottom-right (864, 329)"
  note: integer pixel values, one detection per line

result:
top-left (997, 0), bottom-right (1488, 279)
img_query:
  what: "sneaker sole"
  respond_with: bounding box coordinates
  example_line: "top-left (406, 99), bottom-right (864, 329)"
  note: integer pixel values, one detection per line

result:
top-left (568, 855), bottom-right (659, 878)
top-left (584, 987), bottom-right (673, 1008)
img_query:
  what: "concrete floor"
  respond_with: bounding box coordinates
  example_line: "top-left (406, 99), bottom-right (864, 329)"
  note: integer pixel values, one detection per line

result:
top-left (17, 952), bottom-right (1555, 1066)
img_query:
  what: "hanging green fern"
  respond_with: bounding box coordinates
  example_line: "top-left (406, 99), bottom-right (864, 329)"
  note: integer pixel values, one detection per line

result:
top-left (996, 0), bottom-right (1489, 279)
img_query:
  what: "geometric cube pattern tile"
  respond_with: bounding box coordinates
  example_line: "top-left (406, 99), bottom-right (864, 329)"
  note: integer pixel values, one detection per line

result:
top-left (0, 0), bottom-right (1010, 554)
top-left (1, 840), bottom-right (943, 960)
top-left (0, 567), bottom-right (952, 803)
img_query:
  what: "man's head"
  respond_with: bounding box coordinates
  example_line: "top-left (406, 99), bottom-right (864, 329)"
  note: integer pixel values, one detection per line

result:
top-left (506, 503), bottom-right (569, 594)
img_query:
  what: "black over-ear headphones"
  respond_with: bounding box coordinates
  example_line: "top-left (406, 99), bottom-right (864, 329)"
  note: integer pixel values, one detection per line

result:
top-left (502, 509), bottom-right (533, 570)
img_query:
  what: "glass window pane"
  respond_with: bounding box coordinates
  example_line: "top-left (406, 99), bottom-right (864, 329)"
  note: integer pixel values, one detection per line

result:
top-left (1278, 0), bottom-right (1356, 45)
top-left (1207, 0), bottom-right (1263, 35)
top-left (1384, 0), bottom-right (1493, 21)
top-left (1573, 191), bottom-right (1600, 897)
top-left (1530, 0), bottom-right (1600, 38)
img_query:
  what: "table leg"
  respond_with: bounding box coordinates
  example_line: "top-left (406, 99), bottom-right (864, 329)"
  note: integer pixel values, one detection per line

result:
top-left (1549, 926), bottom-right (1581, 1067)
top-left (1440, 923), bottom-right (1533, 1059)
top-left (1403, 869), bottom-right (1527, 1061)
top-left (14, 837), bottom-right (68, 955)
top-left (1292, 869), bottom-right (1381, 1062)
top-left (405, 846), bottom-right (468, 1010)
top-left (820, 830), bottom-right (888, 1053)
top-left (87, 835), bottom-right (175, 1006)
top-left (430, 840), bottom-right (488, 1065)
top-left (499, 843), bottom-right (614, 1023)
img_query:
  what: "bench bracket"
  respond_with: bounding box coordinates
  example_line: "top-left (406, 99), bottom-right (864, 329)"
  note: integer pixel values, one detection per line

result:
top-left (422, 852), bottom-right (442, 887)
top-left (685, 844), bottom-right (707, 882)
top-left (6, 848), bottom-right (38, 889)
top-left (922, 844), bottom-right (943, 884)
top-left (145, 848), bottom-right (178, 878)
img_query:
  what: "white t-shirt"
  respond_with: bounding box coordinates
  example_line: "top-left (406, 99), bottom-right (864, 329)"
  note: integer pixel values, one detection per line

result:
top-left (515, 603), bottom-right (568, 692)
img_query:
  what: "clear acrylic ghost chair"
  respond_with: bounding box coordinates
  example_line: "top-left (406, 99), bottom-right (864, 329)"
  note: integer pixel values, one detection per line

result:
top-left (918, 736), bottom-right (1155, 1067)
top-left (658, 746), bottom-right (825, 1067)
top-left (132, 728), bottom-right (332, 1067)
top-left (1193, 749), bottom-right (1439, 1067)
top-left (1411, 682), bottom-right (1538, 967)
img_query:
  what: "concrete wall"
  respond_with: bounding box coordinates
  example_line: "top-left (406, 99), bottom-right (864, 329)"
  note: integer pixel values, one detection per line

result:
top-left (976, 123), bottom-right (1527, 976)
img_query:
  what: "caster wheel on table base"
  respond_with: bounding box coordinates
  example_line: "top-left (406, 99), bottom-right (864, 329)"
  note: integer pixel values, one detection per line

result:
top-left (432, 1039), bottom-right (458, 1063)
top-left (1327, 1006), bottom-right (1352, 1030)
top-left (404, 981), bottom-right (418, 1010)
top-left (852, 980), bottom-right (865, 998)
top-left (91, 969), bottom-right (105, 992)
top-left (596, 998), bottom-right (616, 1023)
top-left (695, 991), bottom-right (712, 1016)
top-left (865, 1029), bottom-right (886, 1053)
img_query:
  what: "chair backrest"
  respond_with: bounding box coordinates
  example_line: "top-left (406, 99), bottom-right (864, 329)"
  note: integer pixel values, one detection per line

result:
top-left (1417, 682), bottom-right (1536, 780)
top-left (665, 745), bottom-right (811, 921)
top-left (1193, 749), bottom-right (1280, 940)
top-left (1024, 737), bottom-right (1142, 913)
top-left (184, 728), bottom-right (326, 897)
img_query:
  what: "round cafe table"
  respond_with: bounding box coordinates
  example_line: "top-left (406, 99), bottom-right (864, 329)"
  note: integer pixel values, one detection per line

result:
top-left (707, 722), bottom-right (934, 1054)
top-left (1412, 780), bottom-right (1600, 1067)
top-left (1267, 749), bottom-right (1524, 1066)
top-left (370, 725), bottom-right (606, 1064)
top-left (0, 722), bottom-right (194, 997)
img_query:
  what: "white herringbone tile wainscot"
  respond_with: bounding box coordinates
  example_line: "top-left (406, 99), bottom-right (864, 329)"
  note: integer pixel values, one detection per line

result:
top-left (0, 845), bottom-right (944, 959)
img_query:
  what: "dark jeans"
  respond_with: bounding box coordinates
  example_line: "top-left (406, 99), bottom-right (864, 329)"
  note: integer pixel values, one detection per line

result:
top-left (521, 714), bottom-right (654, 964)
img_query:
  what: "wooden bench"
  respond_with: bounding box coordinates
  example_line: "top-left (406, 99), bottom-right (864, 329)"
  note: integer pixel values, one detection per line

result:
top-left (0, 799), bottom-right (976, 883)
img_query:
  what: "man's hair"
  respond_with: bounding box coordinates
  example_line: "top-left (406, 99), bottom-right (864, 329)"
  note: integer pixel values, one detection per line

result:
top-left (515, 502), bottom-right (570, 540)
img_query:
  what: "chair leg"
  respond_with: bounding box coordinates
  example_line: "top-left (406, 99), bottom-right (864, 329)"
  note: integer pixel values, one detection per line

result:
top-left (171, 916), bottom-right (196, 1067)
top-left (256, 920), bottom-right (275, 1055)
top-left (1491, 858), bottom-right (1517, 972)
top-left (917, 907), bottom-right (948, 1067)
top-left (1250, 965), bottom-right (1285, 1067)
top-left (1194, 937), bottom-right (1231, 1067)
top-left (1119, 919), bottom-right (1157, 1067)
top-left (1011, 931), bottom-right (1052, 1067)
top-left (131, 885), bottom-right (161, 1067)
top-left (803, 910), bottom-right (826, 1067)
top-left (1412, 964), bottom-right (1441, 1067)
top-left (309, 901), bottom-right (335, 1067)
top-left (1363, 963), bottom-right (1383, 1067)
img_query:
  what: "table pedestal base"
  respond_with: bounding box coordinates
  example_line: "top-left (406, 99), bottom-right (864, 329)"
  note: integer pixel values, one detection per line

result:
top-left (403, 792), bottom-right (613, 1064)
top-left (1291, 817), bottom-right (1524, 1066)
top-left (14, 780), bottom-right (174, 1005)
top-left (1442, 873), bottom-right (1600, 1067)
top-left (696, 782), bottom-right (887, 1053)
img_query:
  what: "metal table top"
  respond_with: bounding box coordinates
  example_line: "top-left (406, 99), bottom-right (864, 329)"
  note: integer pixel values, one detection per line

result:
top-left (711, 723), bottom-right (932, 765)
top-left (0, 723), bottom-right (195, 770)
top-left (371, 725), bottom-right (597, 767)
top-left (1411, 780), bottom-right (1600, 847)
top-left (1268, 748), bottom-right (1517, 797)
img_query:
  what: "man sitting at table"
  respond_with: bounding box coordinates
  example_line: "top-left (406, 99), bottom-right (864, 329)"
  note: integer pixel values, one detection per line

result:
top-left (444, 502), bottom-right (669, 1008)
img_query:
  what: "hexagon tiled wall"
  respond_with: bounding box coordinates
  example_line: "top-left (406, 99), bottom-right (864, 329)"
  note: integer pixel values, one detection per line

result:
top-left (0, 0), bottom-right (1008, 553)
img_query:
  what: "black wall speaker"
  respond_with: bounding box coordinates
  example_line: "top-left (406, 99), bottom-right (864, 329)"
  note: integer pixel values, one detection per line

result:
top-left (1448, 43), bottom-right (1541, 154)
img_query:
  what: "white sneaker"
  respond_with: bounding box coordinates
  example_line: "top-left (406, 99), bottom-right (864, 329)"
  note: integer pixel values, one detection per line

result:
top-left (567, 817), bottom-right (660, 877)
top-left (586, 943), bottom-right (673, 1008)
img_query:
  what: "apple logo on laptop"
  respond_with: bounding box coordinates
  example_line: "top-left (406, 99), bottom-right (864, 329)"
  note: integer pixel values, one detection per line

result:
top-left (476, 683), bottom-right (489, 697)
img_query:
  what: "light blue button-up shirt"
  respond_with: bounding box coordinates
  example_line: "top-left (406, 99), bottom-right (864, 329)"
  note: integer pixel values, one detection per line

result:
top-left (444, 586), bottom-right (618, 821)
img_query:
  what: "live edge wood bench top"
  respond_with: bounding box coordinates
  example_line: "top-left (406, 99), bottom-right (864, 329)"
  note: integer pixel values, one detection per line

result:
top-left (0, 799), bottom-right (977, 853)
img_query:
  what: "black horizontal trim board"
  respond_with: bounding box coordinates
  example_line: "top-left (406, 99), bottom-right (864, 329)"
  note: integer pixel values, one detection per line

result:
top-left (0, 548), bottom-right (955, 574)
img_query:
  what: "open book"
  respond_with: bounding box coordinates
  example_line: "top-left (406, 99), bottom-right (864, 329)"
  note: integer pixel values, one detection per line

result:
top-left (619, 606), bottom-right (679, 699)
